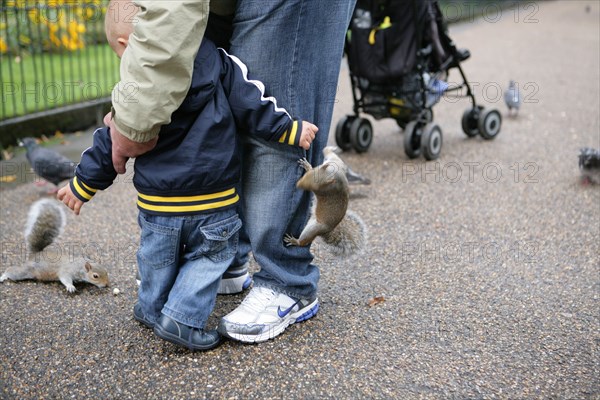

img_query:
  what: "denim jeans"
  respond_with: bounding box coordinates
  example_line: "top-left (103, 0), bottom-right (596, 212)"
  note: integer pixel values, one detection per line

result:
top-left (229, 0), bottom-right (356, 298)
top-left (137, 209), bottom-right (241, 329)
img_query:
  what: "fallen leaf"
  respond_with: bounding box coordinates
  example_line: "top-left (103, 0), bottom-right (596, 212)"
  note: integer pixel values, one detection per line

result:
top-left (0, 175), bottom-right (17, 183)
top-left (368, 296), bottom-right (385, 307)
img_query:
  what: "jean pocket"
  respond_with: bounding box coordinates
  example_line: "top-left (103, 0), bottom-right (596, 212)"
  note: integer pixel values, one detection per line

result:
top-left (193, 214), bottom-right (242, 263)
top-left (138, 214), bottom-right (179, 270)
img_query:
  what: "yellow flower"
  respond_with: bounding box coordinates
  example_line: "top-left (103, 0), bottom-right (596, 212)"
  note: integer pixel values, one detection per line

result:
top-left (5, 0), bottom-right (102, 53)
top-left (0, 38), bottom-right (8, 54)
top-left (50, 35), bottom-right (61, 47)
top-left (84, 7), bottom-right (96, 19)
top-left (28, 8), bottom-right (41, 23)
top-left (0, 175), bottom-right (18, 183)
top-left (67, 20), bottom-right (78, 35)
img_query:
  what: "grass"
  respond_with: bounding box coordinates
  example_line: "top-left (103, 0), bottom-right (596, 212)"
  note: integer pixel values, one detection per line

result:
top-left (0, 43), bottom-right (119, 120)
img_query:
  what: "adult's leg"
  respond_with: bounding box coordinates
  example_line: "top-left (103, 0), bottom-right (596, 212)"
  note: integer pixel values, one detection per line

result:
top-left (218, 0), bottom-right (355, 343)
top-left (230, 0), bottom-right (356, 299)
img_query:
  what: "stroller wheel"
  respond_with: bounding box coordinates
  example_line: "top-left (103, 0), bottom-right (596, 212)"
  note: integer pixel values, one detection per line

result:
top-left (461, 107), bottom-right (481, 138)
top-left (422, 109), bottom-right (434, 123)
top-left (335, 116), bottom-right (355, 151)
top-left (403, 121), bottom-right (422, 159)
top-left (478, 108), bottom-right (502, 140)
top-left (349, 118), bottom-right (373, 153)
top-left (421, 123), bottom-right (443, 161)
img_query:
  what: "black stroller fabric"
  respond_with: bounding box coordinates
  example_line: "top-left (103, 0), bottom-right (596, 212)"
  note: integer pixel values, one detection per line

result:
top-left (346, 0), bottom-right (449, 84)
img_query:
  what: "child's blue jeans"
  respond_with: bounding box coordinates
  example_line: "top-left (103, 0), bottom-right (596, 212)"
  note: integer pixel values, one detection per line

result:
top-left (136, 209), bottom-right (241, 329)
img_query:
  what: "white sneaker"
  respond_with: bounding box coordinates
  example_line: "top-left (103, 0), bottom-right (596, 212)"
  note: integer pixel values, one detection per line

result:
top-left (217, 263), bottom-right (252, 295)
top-left (218, 286), bottom-right (319, 343)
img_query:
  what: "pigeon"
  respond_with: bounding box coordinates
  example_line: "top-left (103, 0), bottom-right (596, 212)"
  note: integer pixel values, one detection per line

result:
top-left (346, 165), bottom-right (372, 185)
top-left (504, 80), bottom-right (521, 117)
top-left (19, 137), bottom-right (76, 191)
top-left (578, 147), bottom-right (600, 185)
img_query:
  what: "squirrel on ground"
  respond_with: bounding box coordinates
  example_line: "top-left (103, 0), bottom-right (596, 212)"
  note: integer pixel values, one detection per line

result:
top-left (284, 146), bottom-right (367, 257)
top-left (0, 199), bottom-right (109, 293)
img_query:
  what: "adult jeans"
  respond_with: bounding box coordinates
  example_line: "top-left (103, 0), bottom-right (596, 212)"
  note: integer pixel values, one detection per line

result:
top-left (229, 0), bottom-right (356, 298)
top-left (137, 210), bottom-right (241, 328)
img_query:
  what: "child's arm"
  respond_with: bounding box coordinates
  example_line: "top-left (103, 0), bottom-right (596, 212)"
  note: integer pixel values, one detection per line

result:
top-left (60, 127), bottom-right (119, 214)
top-left (218, 48), bottom-right (318, 150)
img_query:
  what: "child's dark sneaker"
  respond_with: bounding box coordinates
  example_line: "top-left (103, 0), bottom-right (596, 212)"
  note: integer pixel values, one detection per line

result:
top-left (153, 314), bottom-right (221, 351)
top-left (133, 303), bottom-right (155, 328)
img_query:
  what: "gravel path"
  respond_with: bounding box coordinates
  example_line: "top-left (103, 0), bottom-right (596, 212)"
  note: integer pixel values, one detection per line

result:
top-left (1, 1), bottom-right (598, 399)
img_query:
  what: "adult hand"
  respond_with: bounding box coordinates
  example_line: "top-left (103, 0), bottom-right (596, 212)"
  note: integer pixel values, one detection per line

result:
top-left (104, 112), bottom-right (158, 174)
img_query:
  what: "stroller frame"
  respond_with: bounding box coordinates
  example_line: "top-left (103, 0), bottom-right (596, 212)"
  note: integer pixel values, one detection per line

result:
top-left (336, 0), bottom-right (502, 160)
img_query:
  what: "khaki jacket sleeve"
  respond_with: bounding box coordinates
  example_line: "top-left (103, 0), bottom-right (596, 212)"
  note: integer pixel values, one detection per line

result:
top-left (111, 1), bottom-right (210, 142)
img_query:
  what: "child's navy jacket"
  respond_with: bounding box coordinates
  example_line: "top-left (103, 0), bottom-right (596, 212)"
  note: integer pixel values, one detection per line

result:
top-left (69, 39), bottom-right (303, 215)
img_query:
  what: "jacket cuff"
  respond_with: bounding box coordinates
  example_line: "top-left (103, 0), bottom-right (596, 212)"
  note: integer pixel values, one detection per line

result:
top-left (70, 176), bottom-right (98, 203)
top-left (277, 119), bottom-right (302, 147)
top-left (111, 108), bottom-right (161, 143)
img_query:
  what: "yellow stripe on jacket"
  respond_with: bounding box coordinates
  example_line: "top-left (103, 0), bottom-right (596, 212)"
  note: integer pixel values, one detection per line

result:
top-left (71, 177), bottom-right (96, 201)
top-left (279, 120), bottom-right (298, 145)
top-left (137, 188), bottom-right (239, 214)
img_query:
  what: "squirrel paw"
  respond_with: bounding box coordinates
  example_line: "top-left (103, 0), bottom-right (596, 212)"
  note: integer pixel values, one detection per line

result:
top-left (65, 284), bottom-right (76, 293)
top-left (298, 158), bottom-right (312, 172)
top-left (283, 234), bottom-right (299, 247)
top-left (0, 274), bottom-right (7, 282)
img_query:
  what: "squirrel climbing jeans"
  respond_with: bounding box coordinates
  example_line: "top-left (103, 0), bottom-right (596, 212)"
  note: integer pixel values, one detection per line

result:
top-left (136, 209), bottom-right (241, 329)
top-left (228, 0), bottom-right (356, 299)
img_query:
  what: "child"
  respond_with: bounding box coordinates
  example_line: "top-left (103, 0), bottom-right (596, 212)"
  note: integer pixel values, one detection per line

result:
top-left (57, 0), bottom-right (317, 351)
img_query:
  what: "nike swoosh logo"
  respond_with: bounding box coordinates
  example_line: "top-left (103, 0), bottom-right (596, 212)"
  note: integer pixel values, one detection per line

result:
top-left (277, 300), bottom-right (301, 318)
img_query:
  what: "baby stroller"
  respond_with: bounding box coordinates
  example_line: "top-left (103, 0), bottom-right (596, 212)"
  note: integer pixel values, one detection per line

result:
top-left (336, 0), bottom-right (502, 160)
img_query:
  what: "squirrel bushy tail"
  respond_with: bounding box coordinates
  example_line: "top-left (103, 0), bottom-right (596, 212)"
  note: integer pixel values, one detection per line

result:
top-left (24, 198), bottom-right (66, 253)
top-left (320, 209), bottom-right (367, 257)
top-left (1, 198), bottom-right (109, 292)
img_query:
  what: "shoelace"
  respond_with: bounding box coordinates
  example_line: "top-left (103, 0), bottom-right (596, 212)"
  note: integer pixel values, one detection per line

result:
top-left (240, 287), bottom-right (277, 313)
